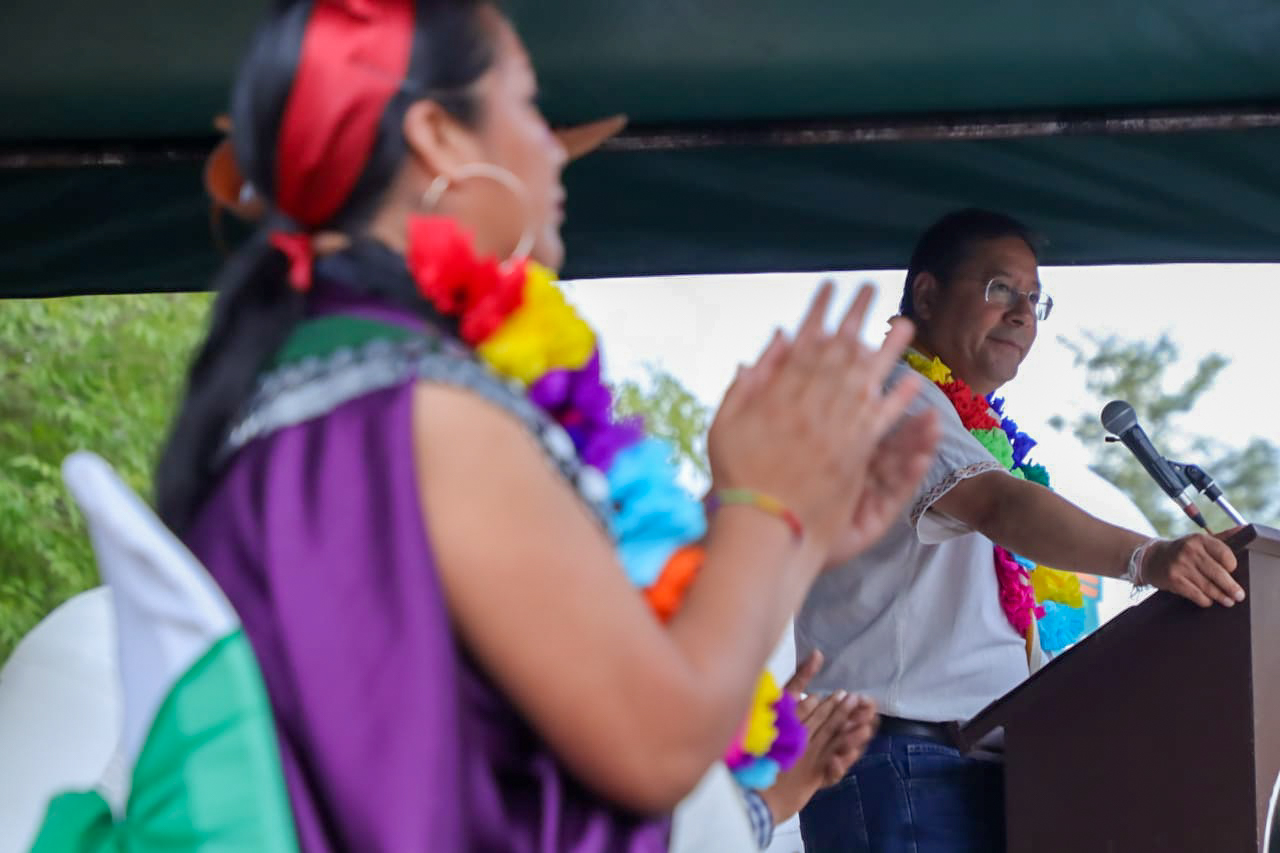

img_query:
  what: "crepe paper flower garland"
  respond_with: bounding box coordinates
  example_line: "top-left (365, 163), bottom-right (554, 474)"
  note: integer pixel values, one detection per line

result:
top-left (904, 352), bottom-right (1086, 653)
top-left (407, 215), bottom-right (801, 787)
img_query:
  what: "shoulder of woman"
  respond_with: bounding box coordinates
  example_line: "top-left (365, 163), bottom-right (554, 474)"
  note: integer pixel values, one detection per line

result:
top-left (410, 381), bottom-right (537, 459)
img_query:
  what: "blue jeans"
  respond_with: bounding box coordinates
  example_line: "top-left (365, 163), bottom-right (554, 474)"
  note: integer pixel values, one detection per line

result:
top-left (798, 734), bottom-right (1005, 852)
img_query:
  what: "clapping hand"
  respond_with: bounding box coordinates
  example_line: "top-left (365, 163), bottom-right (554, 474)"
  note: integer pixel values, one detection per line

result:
top-left (707, 284), bottom-right (937, 566)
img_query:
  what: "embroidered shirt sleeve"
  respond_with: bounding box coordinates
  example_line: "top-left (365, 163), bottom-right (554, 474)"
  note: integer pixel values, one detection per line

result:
top-left (742, 786), bottom-right (775, 850)
top-left (909, 459), bottom-right (1006, 529)
top-left (892, 365), bottom-right (1010, 530)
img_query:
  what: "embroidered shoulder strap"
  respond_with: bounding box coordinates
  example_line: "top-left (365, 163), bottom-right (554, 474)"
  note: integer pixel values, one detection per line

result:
top-left (222, 314), bottom-right (614, 529)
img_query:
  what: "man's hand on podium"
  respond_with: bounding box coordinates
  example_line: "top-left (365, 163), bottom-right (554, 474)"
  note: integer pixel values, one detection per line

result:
top-left (1141, 533), bottom-right (1245, 608)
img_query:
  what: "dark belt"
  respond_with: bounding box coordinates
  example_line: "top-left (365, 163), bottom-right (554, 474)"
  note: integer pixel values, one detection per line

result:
top-left (876, 715), bottom-right (957, 747)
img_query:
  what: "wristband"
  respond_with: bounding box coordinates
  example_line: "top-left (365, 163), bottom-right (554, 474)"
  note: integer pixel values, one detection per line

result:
top-left (704, 489), bottom-right (804, 541)
top-left (1124, 538), bottom-right (1161, 587)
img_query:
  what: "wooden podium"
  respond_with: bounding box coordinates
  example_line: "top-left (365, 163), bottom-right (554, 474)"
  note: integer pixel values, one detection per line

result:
top-left (954, 525), bottom-right (1280, 852)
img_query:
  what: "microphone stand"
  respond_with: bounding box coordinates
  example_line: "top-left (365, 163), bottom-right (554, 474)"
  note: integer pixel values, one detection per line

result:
top-left (1167, 461), bottom-right (1249, 527)
top-left (1105, 436), bottom-right (1209, 530)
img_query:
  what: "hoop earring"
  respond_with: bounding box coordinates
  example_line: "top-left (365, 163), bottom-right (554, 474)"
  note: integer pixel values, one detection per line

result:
top-left (421, 162), bottom-right (536, 265)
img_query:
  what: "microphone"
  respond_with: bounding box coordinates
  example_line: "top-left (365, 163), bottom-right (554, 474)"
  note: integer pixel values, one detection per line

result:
top-left (1100, 400), bottom-right (1208, 529)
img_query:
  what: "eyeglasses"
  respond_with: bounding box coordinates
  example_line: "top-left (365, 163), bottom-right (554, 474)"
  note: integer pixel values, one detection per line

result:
top-left (985, 277), bottom-right (1053, 321)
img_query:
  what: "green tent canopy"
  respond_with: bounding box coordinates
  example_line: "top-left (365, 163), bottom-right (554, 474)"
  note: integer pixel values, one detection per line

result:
top-left (3, 0), bottom-right (1279, 297)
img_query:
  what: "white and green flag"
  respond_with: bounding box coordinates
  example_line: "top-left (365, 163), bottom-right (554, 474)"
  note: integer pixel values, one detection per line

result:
top-left (29, 452), bottom-right (297, 852)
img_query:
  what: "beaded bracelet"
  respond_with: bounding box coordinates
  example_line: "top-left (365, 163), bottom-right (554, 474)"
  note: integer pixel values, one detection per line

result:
top-left (704, 488), bottom-right (804, 541)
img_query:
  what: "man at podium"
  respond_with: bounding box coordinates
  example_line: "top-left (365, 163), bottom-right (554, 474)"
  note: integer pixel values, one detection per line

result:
top-left (795, 209), bottom-right (1244, 852)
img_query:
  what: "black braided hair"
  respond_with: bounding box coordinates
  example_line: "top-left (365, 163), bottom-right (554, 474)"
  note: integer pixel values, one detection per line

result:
top-left (155, 0), bottom-right (495, 533)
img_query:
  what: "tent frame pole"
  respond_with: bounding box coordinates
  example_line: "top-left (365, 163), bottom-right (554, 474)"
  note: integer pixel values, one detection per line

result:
top-left (4, 104), bottom-right (1280, 168)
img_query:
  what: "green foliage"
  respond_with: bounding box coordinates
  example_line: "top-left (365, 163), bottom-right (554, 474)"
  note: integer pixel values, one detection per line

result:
top-left (0, 294), bottom-right (210, 664)
top-left (1052, 332), bottom-right (1279, 536)
top-left (614, 365), bottom-right (711, 481)
top-left (0, 306), bottom-right (704, 668)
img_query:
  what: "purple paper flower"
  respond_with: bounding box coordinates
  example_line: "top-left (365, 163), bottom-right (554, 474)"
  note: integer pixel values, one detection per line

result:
top-left (581, 417), bottom-right (646, 471)
top-left (766, 692), bottom-right (806, 771)
top-left (528, 351), bottom-right (645, 470)
top-left (528, 351), bottom-right (605, 420)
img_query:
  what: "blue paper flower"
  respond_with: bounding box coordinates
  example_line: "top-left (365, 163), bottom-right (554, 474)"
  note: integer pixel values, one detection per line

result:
top-left (732, 757), bottom-right (781, 790)
top-left (1010, 431), bottom-right (1037, 468)
top-left (995, 415), bottom-right (1037, 469)
top-left (607, 438), bottom-right (707, 587)
top-left (1038, 600), bottom-right (1086, 653)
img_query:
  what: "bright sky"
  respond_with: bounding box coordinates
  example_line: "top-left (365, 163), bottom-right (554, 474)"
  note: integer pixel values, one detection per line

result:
top-left (561, 263), bottom-right (1278, 621)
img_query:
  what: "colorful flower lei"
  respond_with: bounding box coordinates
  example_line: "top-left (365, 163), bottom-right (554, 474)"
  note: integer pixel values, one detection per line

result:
top-left (407, 216), bottom-right (802, 788)
top-left (904, 351), bottom-right (1086, 654)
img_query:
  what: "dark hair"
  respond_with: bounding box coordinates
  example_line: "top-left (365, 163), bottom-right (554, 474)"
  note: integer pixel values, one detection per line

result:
top-left (155, 0), bottom-right (496, 533)
top-left (898, 208), bottom-right (1040, 320)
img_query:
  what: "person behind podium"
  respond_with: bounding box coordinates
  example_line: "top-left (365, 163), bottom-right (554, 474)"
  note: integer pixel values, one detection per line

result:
top-left (795, 208), bottom-right (1245, 852)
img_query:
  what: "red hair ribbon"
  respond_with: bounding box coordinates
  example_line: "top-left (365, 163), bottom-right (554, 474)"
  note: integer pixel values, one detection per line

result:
top-left (274, 0), bottom-right (416, 228)
top-left (269, 231), bottom-right (316, 293)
